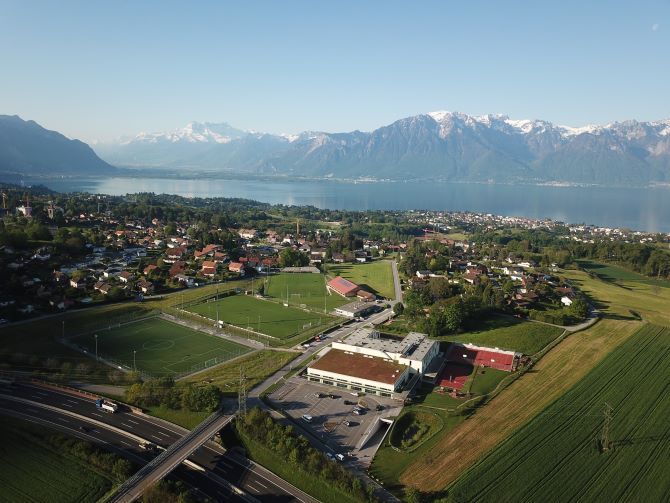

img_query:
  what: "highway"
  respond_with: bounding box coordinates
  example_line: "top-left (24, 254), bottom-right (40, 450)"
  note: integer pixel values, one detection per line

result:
top-left (0, 382), bottom-right (315, 503)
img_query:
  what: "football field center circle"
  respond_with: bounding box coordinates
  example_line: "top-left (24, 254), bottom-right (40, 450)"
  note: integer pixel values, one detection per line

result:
top-left (142, 339), bottom-right (175, 351)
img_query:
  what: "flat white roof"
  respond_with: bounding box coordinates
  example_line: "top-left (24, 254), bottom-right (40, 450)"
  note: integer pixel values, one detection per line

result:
top-left (341, 327), bottom-right (436, 362)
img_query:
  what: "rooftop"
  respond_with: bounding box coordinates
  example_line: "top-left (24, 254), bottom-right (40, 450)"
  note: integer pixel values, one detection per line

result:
top-left (327, 276), bottom-right (359, 295)
top-left (309, 349), bottom-right (408, 385)
top-left (342, 328), bottom-right (436, 362)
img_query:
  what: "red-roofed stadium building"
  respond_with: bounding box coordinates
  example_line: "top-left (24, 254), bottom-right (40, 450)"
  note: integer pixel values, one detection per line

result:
top-left (327, 276), bottom-right (360, 297)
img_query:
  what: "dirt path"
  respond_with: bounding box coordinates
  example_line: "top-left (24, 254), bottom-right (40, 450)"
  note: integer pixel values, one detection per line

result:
top-left (400, 318), bottom-right (642, 492)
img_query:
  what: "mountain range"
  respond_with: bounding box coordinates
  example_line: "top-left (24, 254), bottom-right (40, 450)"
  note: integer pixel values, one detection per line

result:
top-left (95, 112), bottom-right (670, 185)
top-left (2, 112), bottom-right (670, 185)
top-left (0, 115), bottom-right (115, 176)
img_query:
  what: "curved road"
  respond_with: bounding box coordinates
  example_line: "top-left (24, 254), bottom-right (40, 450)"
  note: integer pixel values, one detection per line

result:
top-left (0, 382), bottom-right (314, 503)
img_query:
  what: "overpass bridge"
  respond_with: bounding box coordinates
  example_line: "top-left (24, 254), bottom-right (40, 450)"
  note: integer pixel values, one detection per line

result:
top-left (110, 409), bottom-right (236, 503)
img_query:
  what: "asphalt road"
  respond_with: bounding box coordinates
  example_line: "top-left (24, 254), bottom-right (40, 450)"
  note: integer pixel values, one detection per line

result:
top-left (0, 383), bottom-right (314, 503)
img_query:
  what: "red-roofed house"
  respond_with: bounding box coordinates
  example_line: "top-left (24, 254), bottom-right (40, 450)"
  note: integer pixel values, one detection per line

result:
top-left (327, 276), bottom-right (360, 297)
top-left (201, 261), bottom-right (217, 277)
top-left (144, 264), bottom-right (158, 275)
top-left (229, 262), bottom-right (245, 275)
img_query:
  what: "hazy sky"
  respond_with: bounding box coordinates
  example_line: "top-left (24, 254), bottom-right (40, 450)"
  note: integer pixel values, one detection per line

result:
top-left (1, 1), bottom-right (668, 142)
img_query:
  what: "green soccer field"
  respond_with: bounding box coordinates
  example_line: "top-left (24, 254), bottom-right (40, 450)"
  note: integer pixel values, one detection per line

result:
top-left (186, 294), bottom-right (334, 339)
top-left (265, 273), bottom-right (348, 311)
top-left (69, 317), bottom-right (251, 377)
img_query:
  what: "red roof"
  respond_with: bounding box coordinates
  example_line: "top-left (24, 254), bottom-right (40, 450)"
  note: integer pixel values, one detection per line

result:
top-left (327, 276), bottom-right (359, 297)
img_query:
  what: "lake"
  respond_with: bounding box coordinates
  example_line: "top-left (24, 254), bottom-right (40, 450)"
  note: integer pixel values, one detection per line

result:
top-left (26, 176), bottom-right (670, 233)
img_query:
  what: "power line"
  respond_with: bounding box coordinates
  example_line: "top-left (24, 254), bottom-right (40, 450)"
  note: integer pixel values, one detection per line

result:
top-left (599, 402), bottom-right (613, 453)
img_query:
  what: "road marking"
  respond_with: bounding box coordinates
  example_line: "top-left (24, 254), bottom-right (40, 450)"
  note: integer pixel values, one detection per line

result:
top-left (121, 422), bottom-right (134, 429)
top-left (246, 484), bottom-right (260, 494)
top-left (127, 419), bottom-right (139, 425)
top-left (157, 431), bottom-right (170, 437)
top-left (255, 480), bottom-right (268, 490)
top-left (61, 403), bottom-right (74, 408)
top-left (91, 412), bottom-right (103, 418)
top-left (151, 435), bottom-right (162, 441)
top-left (120, 440), bottom-right (132, 447)
top-left (31, 395), bottom-right (43, 400)
top-left (65, 399), bottom-right (78, 404)
top-left (56, 417), bottom-right (69, 423)
top-left (219, 459), bottom-right (234, 469)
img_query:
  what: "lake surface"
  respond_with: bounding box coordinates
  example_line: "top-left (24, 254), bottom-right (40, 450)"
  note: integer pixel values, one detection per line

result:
top-left (28, 176), bottom-right (670, 233)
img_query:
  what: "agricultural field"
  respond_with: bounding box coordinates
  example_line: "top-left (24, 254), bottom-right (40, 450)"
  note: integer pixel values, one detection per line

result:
top-left (399, 318), bottom-right (642, 492)
top-left (562, 266), bottom-right (670, 326)
top-left (444, 324), bottom-right (670, 502)
top-left (186, 294), bottom-right (336, 339)
top-left (450, 317), bottom-right (565, 355)
top-left (327, 260), bottom-right (395, 299)
top-left (578, 259), bottom-right (670, 288)
top-left (264, 273), bottom-right (348, 311)
top-left (0, 419), bottom-right (112, 502)
top-left (69, 316), bottom-right (250, 377)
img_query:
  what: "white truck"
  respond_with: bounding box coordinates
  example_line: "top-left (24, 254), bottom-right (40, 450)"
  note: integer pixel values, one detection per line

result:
top-left (95, 398), bottom-right (118, 413)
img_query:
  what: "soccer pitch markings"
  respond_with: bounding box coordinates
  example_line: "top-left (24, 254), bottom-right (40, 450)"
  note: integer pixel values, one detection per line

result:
top-left (69, 317), bottom-right (251, 376)
top-left (265, 273), bottom-right (348, 310)
top-left (186, 294), bottom-right (335, 339)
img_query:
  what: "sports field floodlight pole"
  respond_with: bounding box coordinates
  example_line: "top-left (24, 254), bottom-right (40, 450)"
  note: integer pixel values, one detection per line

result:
top-left (94, 334), bottom-right (98, 362)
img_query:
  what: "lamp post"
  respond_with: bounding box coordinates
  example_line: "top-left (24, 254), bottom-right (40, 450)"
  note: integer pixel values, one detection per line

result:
top-left (94, 334), bottom-right (98, 362)
top-left (133, 350), bottom-right (137, 372)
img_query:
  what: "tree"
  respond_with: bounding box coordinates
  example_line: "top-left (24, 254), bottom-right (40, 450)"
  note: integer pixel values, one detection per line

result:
top-left (393, 302), bottom-right (405, 316)
top-left (569, 297), bottom-right (589, 319)
top-left (278, 248), bottom-right (309, 268)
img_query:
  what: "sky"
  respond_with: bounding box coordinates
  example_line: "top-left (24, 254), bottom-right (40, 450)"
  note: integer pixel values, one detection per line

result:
top-left (0, 0), bottom-right (668, 142)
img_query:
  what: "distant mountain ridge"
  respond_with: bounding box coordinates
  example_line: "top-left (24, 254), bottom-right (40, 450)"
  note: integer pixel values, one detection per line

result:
top-left (0, 115), bottom-right (115, 176)
top-left (96, 112), bottom-right (670, 185)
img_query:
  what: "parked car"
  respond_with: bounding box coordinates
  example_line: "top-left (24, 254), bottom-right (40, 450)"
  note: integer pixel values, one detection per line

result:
top-left (302, 414), bottom-right (313, 423)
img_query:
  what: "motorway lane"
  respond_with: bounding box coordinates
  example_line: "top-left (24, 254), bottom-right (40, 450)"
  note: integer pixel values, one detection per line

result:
top-left (3, 383), bottom-right (309, 503)
top-left (0, 397), bottom-right (246, 503)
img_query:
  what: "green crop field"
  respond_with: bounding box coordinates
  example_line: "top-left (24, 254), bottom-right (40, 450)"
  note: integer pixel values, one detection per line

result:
top-left (186, 294), bottom-right (335, 339)
top-left (69, 317), bottom-right (250, 377)
top-left (327, 260), bottom-right (395, 299)
top-left (0, 418), bottom-right (112, 502)
top-left (265, 273), bottom-right (348, 311)
top-left (578, 259), bottom-right (670, 288)
top-left (446, 317), bottom-right (564, 355)
top-left (444, 324), bottom-right (670, 502)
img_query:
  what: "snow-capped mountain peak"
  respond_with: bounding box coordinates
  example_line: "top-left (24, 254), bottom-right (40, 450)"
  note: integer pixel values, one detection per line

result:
top-left (123, 121), bottom-right (250, 145)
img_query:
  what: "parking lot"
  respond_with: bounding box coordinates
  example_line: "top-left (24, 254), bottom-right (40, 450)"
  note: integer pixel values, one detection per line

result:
top-left (268, 377), bottom-right (403, 464)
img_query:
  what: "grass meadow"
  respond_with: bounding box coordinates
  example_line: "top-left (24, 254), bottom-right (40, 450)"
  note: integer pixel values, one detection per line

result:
top-left (327, 260), bottom-right (395, 299)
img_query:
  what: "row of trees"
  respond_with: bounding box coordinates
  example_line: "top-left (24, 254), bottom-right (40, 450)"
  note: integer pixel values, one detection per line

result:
top-left (236, 408), bottom-right (377, 502)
